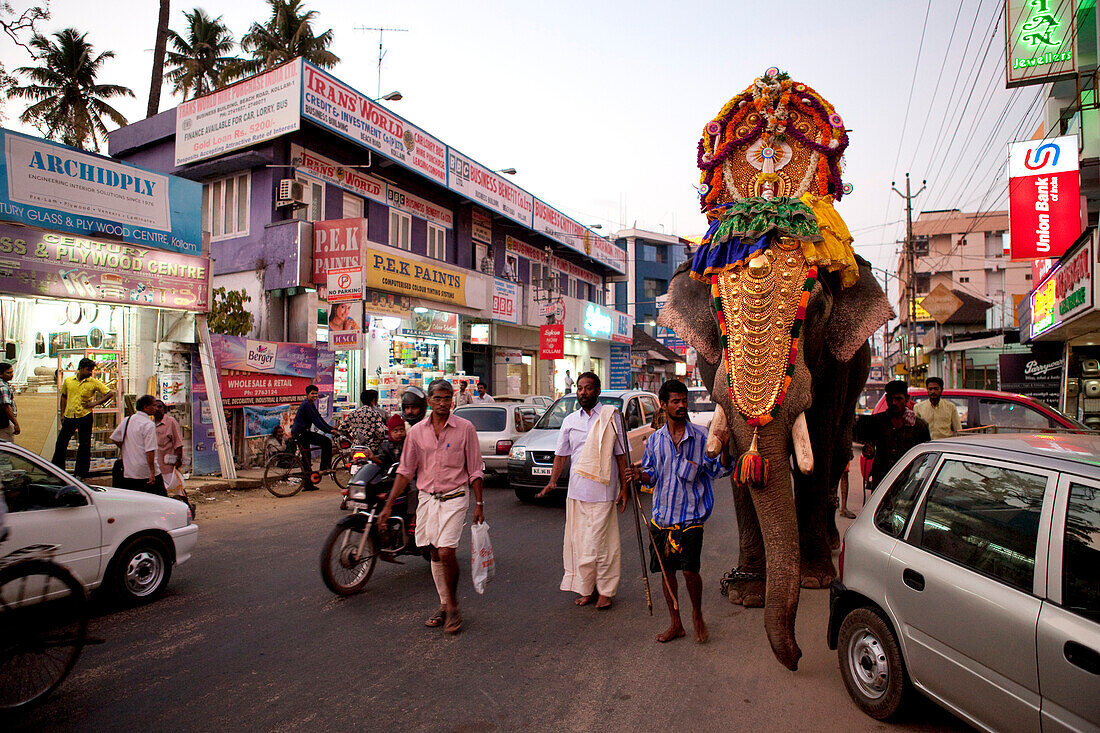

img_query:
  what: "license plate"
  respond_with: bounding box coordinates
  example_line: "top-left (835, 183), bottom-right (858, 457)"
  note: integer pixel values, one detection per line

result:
top-left (531, 466), bottom-right (552, 476)
top-left (346, 501), bottom-right (371, 510)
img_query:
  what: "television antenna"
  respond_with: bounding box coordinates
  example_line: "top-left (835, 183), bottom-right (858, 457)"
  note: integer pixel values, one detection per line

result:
top-left (354, 26), bottom-right (409, 99)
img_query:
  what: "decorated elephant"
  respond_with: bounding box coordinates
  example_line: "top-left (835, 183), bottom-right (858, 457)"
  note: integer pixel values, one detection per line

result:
top-left (658, 69), bottom-right (892, 671)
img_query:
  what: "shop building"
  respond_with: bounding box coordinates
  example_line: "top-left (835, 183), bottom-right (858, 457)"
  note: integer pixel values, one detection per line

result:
top-left (108, 59), bottom-right (629, 411)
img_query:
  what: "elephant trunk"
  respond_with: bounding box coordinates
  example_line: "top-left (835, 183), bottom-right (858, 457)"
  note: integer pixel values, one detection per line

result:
top-left (749, 427), bottom-right (803, 671)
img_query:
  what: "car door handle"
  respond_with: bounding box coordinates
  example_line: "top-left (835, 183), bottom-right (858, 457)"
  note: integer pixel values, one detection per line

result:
top-left (902, 568), bottom-right (925, 592)
top-left (1064, 641), bottom-right (1100, 675)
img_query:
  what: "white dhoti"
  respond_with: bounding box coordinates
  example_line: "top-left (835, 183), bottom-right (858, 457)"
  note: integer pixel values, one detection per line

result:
top-left (415, 489), bottom-right (468, 549)
top-left (561, 498), bottom-right (621, 597)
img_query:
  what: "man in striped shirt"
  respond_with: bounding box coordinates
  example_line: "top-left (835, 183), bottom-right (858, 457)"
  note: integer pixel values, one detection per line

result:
top-left (629, 380), bottom-right (730, 643)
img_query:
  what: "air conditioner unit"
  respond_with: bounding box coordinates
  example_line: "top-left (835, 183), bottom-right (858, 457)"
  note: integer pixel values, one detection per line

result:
top-left (276, 179), bottom-right (306, 207)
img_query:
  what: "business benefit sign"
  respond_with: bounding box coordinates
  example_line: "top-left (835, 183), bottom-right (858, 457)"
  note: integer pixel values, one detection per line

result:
top-left (1008, 135), bottom-right (1080, 261)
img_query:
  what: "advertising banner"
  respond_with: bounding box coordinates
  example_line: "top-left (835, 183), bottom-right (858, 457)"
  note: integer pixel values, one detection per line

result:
top-left (210, 334), bottom-right (319, 378)
top-left (312, 217), bottom-right (365, 284)
top-left (447, 149), bottom-right (533, 227)
top-left (609, 343), bottom-right (631, 390)
top-left (491, 278), bottom-right (519, 324)
top-left (998, 352), bottom-right (1063, 407)
top-left (365, 250), bottom-right (468, 306)
top-left (472, 208), bottom-right (492, 244)
top-left (326, 266), bottom-right (362, 303)
top-left (1005, 0), bottom-right (1077, 88)
top-left (532, 198), bottom-right (627, 273)
top-left (330, 330), bottom-right (360, 350)
top-left (409, 307), bottom-right (459, 336)
top-left (219, 372), bottom-right (312, 406)
top-left (613, 311), bottom-right (633, 344)
top-left (539, 323), bottom-right (564, 359)
top-left (190, 354), bottom-right (220, 476)
top-left (386, 185), bottom-right (453, 229)
top-left (363, 289), bottom-right (411, 317)
top-left (243, 404), bottom-right (295, 438)
top-left (0, 129), bottom-right (202, 256)
top-left (1008, 135), bottom-right (1080, 260)
top-left (552, 255), bottom-right (602, 286)
top-left (0, 223), bottom-right (210, 311)
top-left (291, 144), bottom-right (385, 203)
top-left (315, 344), bottom-right (335, 421)
top-left (581, 303), bottom-right (614, 339)
top-left (1030, 232), bottom-right (1093, 339)
top-left (506, 234), bottom-right (545, 264)
top-left (175, 59), bottom-right (301, 166)
top-left (301, 62), bottom-right (447, 185)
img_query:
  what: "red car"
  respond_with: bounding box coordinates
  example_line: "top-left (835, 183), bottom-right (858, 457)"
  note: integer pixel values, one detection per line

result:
top-left (871, 388), bottom-right (1089, 433)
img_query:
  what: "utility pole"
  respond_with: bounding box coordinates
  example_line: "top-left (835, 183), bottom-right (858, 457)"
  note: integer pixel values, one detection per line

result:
top-left (892, 173), bottom-right (926, 382)
top-left (354, 26), bottom-right (408, 98)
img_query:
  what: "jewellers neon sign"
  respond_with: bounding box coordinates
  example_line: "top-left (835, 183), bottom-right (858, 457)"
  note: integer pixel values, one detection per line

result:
top-left (1005, 0), bottom-right (1078, 88)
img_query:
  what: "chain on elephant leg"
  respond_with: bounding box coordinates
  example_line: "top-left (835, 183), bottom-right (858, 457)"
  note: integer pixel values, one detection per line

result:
top-left (721, 565), bottom-right (766, 608)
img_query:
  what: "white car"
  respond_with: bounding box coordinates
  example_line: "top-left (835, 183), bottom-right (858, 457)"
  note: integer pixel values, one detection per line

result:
top-left (0, 442), bottom-right (197, 604)
top-left (688, 387), bottom-right (717, 428)
top-left (453, 404), bottom-right (542, 479)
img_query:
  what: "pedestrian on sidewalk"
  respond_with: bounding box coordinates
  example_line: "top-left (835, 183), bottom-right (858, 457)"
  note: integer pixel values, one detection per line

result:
top-left (291, 385), bottom-right (334, 492)
top-left (109, 395), bottom-right (166, 496)
top-left (52, 357), bottom-right (114, 477)
top-left (628, 379), bottom-right (730, 643)
top-left (379, 379), bottom-right (485, 634)
top-left (0, 362), bottom-right (19, 442)
top-left (537, 371), bottom-right (629, 610)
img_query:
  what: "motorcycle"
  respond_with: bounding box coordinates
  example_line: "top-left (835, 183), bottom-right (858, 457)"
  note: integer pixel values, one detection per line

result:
top-left (319, 460), bottom-right (427, 596)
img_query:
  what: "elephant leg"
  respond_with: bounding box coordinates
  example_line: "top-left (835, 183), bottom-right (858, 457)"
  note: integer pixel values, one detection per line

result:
top-left (797, 484), bottom-right (838, 589)
top-left (725, 479), bottom-right (766, 608)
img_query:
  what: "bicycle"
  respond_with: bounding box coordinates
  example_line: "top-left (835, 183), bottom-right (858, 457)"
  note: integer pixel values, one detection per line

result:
top-left (0, 543), bottom-right (89, 710)
top-left (262, 430), bottom-right (355, 498)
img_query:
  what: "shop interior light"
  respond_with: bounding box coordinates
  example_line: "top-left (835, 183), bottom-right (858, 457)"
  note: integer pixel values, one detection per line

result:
top-left (381, 316), bottom-right (402, 331)
top-left (413, 307), bottom-right (429, 313)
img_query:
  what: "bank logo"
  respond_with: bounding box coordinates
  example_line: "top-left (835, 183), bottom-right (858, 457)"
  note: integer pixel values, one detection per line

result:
top-left (245, 340), bottom-right (277, 371)
top-left (1024, 141), bottom-right (1060, 170)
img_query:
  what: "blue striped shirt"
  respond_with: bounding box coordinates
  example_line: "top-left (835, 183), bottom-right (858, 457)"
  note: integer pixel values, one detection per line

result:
top-left (640, 421), bottom-right (727, 527)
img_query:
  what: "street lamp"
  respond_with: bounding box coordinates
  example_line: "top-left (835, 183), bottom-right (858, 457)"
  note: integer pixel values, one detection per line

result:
top-left (495, 168), bottom-right (517, 175)
top-left (378, 91), bottom-right (403, 101)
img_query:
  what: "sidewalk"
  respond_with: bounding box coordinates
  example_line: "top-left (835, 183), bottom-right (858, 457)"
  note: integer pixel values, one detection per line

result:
top-left (86, 466), bottom-right (266, 492)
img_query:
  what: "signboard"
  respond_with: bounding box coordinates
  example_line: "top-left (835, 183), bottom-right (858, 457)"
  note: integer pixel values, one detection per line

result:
top-left (506, 234), bottom-right (545, 262)
top-left (609, 344), bottom-right (631, 390)
top-left (301, 62), bottom-right (447, 186)
top-left (363, 289), bottom-right (411, 317)
top-left (472, 208), bottom-right (492, 244)
top-left (582, 303), bottom-right (613, 339)
top-left (491, 278), bottom-right (519, 324)
top-left (210, 335), bottom-right (319, 378)
top-left (919, 284), bottom-right (964, 323)
top-left (1005, 0), bottom-right (1077, 88)
top-left (0, 224), bottom-right (210, 311)
top-left (1030, 234), bottom-right (1093, 338)
top-left (447, 148), bottom-right (533, 227)
top-left (219, 372), bottom-right (312, 406)
top-left (365, 251), bottom-right (468, 306)
top-left (0, 129), bottom-right (202, 256)
top-left (409, 307), bottom-right (459, 336)
top-left (552, 255), bottom-right (602, 286)
top-left (613, 311), bottom-right (632, 344)
top-left (291, 144), bottom-right (385, 203)
top-left (330, 330), bottom-right (360, 350)
top-left (532, 198), bottom-right (626, 273)
top-left (470, 323), bottom-right (489, 345)
top-left (175, 59), bottom-right (301, 166)
top-left (190, 353), bottom-right (220, 475)
top-left (998, 352), bottom-right (1063, 407)
top-left (1008, 135), bottom-right (1080, 260)
top-left (326, 266), bottom-right (362, 303)
top-left (243, 405), bottom-right (295, 438)
top-left (312, 218), bottom-right (365, 285)
top-left (539, 323), bottom-right (564, 359)
top-left (385, 185), bottom-right (452, 229)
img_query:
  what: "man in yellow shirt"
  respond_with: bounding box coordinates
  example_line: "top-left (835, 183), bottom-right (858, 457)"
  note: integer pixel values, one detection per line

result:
top-left (52, 357), bottom-right (114, 477)
top-left (913, 377), bottom-right (962, 440)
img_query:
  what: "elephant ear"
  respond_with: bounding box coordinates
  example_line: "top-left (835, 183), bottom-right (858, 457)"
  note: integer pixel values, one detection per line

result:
top-left (657, 259), bottom-right (722, 366)
top-left (825, 255), bottom-right (895, 363)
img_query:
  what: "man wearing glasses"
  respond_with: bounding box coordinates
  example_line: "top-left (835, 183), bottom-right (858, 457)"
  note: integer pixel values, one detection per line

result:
top-left (379, 379), bottom-right (485, 634)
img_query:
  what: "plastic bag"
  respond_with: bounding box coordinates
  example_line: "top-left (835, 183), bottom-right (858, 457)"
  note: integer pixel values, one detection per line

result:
top-left (163, 468), bottom-right (186, 497)
top-left (470, 522), bottom-right (495, 594)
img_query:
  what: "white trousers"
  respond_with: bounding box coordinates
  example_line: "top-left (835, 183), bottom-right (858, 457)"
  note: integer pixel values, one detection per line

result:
top-left (561, 498), bottom-right (621, 597)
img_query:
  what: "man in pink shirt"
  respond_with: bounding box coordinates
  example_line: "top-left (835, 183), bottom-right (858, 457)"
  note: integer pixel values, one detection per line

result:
top-left (380, 379), bottom-right (485, 634)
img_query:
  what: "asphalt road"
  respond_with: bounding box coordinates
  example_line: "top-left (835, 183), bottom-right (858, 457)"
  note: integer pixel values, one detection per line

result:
top-left (13, 475), bottom-right (970, 732)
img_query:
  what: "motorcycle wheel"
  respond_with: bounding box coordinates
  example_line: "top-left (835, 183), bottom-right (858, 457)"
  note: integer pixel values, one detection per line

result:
top-left (320, 523), bottom-right (378, 595)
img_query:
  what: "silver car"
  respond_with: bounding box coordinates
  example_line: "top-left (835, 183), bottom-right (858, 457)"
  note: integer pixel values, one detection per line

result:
top-left (452, 404), bottom-right (541, 480)
top-left (828, 433), bottom-right (1100, 731)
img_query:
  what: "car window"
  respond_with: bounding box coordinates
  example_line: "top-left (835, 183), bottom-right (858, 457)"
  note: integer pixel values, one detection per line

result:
top-left (873, 452), bottom-right (939, 538)
top-left (944, 397), bottom-right (969, 425)
top-left (640, 396), bottom-right (659, 424)
top-left (516, 408), bottom-right (537, 433)
top-left (0, 452), bottom-right (72, 513)
top-left (1063, 482), bottom-right (1100, 622)
top-left (535, 396), bottom-right (623, 430)
top-left (453, 407), bottom-right (506, 432)
top-left (625, 398), bottom-right (644, 430)
top-left (916, 459), bottom-right (1047, 592)
top-left (977, 398), bottom-right (1055, 431)
top-left (689, 390), bottom-right (716, 412)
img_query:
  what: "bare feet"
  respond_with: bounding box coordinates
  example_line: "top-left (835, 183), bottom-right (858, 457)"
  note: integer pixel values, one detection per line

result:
top-left (574, 594), bottom-right (594, 606)
top-left (656, 624), bottom-right (686, 643)
top-left (693, 614), bottom-right (709, 643)
top-left (596, 595), bottom-right (613, 609)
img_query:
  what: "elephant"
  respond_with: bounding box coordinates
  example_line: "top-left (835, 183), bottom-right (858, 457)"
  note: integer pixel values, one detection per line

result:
top-left (659, 251), bottom-right (891, 671)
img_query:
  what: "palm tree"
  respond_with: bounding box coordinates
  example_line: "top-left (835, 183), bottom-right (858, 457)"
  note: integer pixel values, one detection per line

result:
top-left (165, 8), bottom-right (242, 100)
top-left (146, 0), bottom-right (171, 117)
top-left (7, 28), bottom-right (133, 151)
top-left (240, 0), bottom-right (338, 75)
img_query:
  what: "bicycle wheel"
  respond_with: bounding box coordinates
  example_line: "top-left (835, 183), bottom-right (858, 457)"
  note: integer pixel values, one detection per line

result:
top-left (264, 452), bottom-right (304, 498)
top-left (329, 455), bottom-right (350, 490)
top-left (0, 560), bottom-right (88, 709)
top-left (320, 523), bottom-right (378, 595)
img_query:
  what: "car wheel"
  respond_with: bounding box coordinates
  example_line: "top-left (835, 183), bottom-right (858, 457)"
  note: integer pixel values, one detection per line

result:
top-left (837, 606), bottom-right (909, 720)
top-left (515, 485), bottom-right (537, 503)
top-left (110, 536), bottom-right (173, 605)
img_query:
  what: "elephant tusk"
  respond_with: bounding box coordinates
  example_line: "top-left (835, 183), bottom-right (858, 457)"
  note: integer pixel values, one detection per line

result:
top-left (706, 403), bottom-right (728, 459)
top-left (792, 412), bottom-right (813, 475)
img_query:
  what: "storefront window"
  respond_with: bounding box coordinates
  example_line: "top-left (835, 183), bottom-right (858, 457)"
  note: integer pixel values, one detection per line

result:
top-left (203, 172), bottom-right (250, 240)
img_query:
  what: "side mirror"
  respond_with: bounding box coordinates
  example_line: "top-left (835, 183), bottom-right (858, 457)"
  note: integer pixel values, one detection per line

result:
top-left (56, 485), bottom-right (88, 508)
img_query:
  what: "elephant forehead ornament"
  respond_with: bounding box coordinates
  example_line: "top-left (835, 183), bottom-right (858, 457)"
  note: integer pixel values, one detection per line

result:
top-left (690, 68), bottom-right (860, 489)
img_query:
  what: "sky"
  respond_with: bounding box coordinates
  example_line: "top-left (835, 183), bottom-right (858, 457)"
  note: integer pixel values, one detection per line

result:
top-left (0, 0), bottom-right (1051, 304)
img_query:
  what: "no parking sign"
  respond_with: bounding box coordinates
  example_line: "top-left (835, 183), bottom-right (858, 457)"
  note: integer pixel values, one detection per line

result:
top-left (326, 266), bottom-right (362, 303)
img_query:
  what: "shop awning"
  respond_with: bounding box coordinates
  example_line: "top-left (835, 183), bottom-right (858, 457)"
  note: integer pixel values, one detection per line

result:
top-left (943, 334), bottom-right (1004, 352)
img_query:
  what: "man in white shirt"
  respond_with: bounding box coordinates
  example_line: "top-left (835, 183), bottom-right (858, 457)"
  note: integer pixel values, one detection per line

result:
top-left (454, 380), bottom-right (471, 407)
top-left (109, 395), bottom-right (165, 496)
top-left (471, 382), bottom-right (495, 404)
top-left (913, 376), bottom-right (962, 440)
top-left (537, 372), bottom-right (629, 609)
